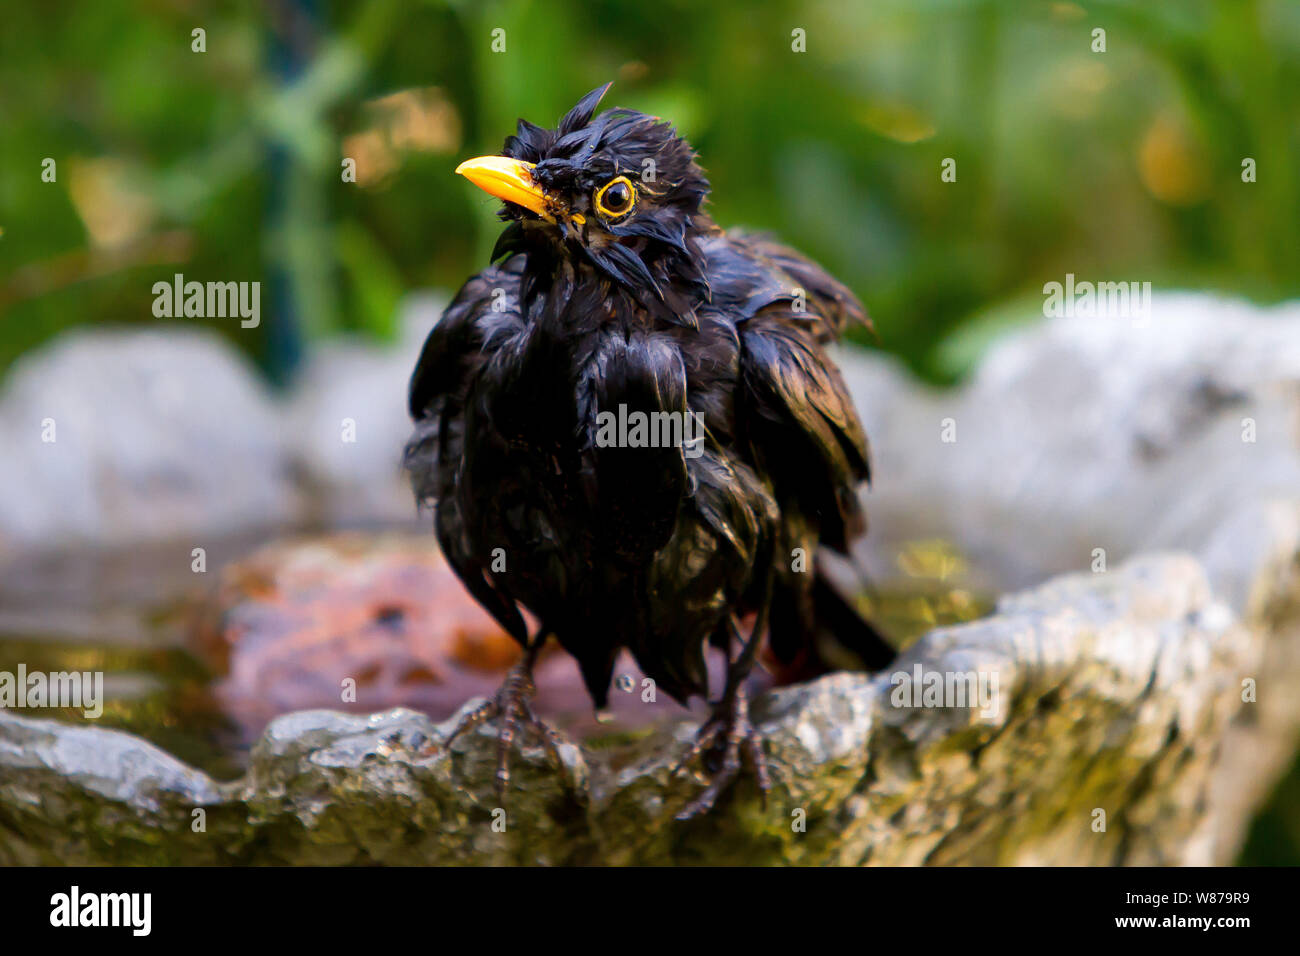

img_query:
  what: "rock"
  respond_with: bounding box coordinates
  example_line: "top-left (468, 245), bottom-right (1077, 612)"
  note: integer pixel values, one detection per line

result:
top-left (0, 294), bottom-right (446, 553)
top-left (1199, 498), bottom-right (1300, 858)
top-left (0, 706), bottom-right (236, 866)
top-left (0, 326), bottom-right (300, 552)
top-left (841, 293), bottom-right (1300, 593)
top-left (282, 295), bottom-right (444, 527)
top-left (1, 550), bottom-right (1290, 865)
top-left (836, 295), bottom-right (1300, 862)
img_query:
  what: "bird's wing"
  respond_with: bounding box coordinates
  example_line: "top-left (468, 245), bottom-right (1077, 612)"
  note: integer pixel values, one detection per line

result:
top-left (407, 255), bottom-right (527, 424)
top-left (709, 233), bottom-right (871, 552)
top-left (720, 231), bottom-right (871, 341)
top-left (405, 257), bottom-right (532, 644)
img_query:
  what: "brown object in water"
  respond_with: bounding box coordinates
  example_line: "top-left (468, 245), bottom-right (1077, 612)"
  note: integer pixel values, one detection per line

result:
top-left (199, 533), bottom-right (684, 744)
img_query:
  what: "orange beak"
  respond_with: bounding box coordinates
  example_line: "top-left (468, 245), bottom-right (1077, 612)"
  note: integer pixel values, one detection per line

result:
top-left (455, 156), bottom-right (551, 220)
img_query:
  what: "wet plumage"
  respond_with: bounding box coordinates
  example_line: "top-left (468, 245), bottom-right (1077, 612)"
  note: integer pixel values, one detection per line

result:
top-left (405, 84), bottom-right (893, 814)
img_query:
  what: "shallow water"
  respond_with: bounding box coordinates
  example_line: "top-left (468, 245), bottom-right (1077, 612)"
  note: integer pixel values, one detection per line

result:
top-left (0, 533), bottom-right (272, 779)
top-left (0, 534), bottom-right (992, 780)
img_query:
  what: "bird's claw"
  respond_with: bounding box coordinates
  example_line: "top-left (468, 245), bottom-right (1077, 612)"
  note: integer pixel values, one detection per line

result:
top-left (443, 658), bottom-right (568, 802)
top-left (672, 683), bottom-right (772, 819)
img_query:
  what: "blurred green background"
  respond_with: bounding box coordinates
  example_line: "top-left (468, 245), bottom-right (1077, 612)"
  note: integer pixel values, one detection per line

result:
top-left (1, 0), bottom-right (1298, 862)
top-left (3, 0), bottom-right (1298, 383)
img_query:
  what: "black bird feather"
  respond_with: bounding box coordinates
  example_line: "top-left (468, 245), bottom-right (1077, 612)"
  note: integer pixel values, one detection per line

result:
top-left (405, 84), bottom-right (893, 815)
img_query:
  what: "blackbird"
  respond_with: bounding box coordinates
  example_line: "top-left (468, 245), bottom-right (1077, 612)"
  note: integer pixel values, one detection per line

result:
top-left (405, 83), bottom-right (894, 817)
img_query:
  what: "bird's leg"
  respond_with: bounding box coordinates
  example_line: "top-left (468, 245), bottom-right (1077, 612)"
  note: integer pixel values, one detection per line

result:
top-left (672, 613), bottom-right (773, 820)
top-left (442, 633), bottom-right (568, 801)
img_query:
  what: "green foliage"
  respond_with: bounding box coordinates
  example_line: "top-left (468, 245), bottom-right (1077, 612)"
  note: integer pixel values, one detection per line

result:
top-left (1, 0), bottom-right (1297, 383)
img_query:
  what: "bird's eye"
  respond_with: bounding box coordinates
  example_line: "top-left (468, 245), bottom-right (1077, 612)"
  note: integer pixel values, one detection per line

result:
top-left (594, 176), bottom-right (636, 219)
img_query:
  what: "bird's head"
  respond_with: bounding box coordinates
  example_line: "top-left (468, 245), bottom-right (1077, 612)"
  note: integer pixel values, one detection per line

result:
top-left (455, 83), bottom-right (712, 326)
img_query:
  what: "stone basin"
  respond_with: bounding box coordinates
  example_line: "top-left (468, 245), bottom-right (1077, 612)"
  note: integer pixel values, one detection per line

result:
top-left (1, 292), bottom-right (1298, 865)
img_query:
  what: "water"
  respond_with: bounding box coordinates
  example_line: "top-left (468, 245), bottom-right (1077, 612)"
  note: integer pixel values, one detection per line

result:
top-left (0, 533), bottom-right (272, 780)
top-left (0, 534), bottom-right (993, 781)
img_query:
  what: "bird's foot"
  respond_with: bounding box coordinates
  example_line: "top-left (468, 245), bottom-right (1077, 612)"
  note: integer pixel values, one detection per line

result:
top-left (443, 656), bottom-right (567, 802)
top-left (671, 683), bottom-right (772, 820)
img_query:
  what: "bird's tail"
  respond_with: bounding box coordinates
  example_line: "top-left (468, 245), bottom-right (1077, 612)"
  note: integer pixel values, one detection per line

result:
top-left (811, 569), bottom-right (896, 669)
top-left (765, 565), bottom-right (896, 684)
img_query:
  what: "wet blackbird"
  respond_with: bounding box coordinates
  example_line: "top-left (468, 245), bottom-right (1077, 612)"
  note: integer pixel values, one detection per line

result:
top-left (405, 83), bottom-right (894, 817)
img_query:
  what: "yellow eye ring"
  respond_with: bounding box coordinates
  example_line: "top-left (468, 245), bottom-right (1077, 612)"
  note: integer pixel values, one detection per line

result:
top-left (593, 176), bottom-right (637, 219)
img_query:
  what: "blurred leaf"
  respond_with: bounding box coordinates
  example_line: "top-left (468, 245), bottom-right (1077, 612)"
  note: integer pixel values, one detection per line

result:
top-left (337, 220), bottom-right (404, 342)
top-left (932, 298), bottom-right (1044, 381)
